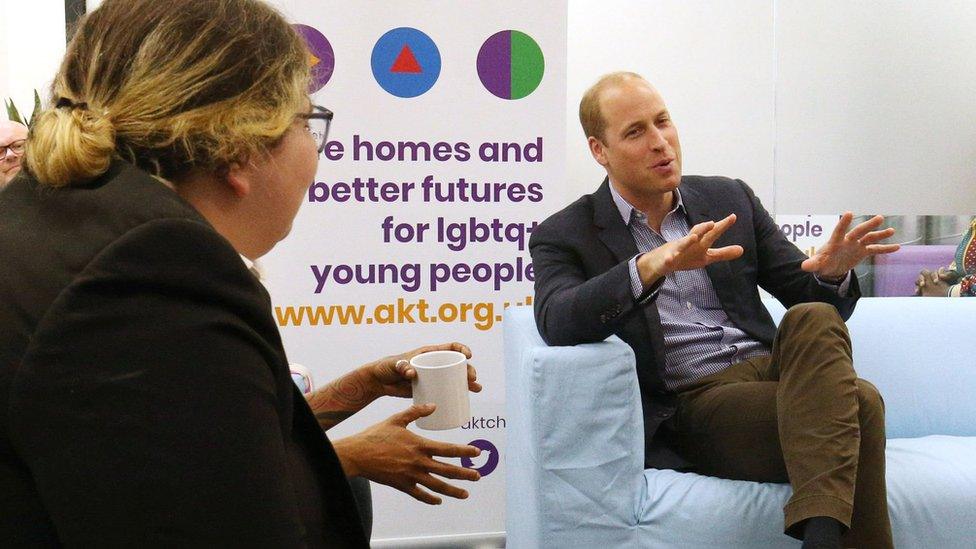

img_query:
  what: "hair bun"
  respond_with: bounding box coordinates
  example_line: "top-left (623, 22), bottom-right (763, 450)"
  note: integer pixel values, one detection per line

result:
top-left (25, 104), bottom-right (116, 187)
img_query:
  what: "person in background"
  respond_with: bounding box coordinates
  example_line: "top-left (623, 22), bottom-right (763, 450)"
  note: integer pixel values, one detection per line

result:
top-left (915, 217), bottom-right (976, 297)
top-left (0, 119), bottom-right (28, 186)
top-left (0, 0), bottom-right (479, 546)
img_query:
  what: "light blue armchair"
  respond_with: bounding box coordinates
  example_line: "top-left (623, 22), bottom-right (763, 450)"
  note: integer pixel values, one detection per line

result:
top-left (504, 298), bottom-right (976, 548)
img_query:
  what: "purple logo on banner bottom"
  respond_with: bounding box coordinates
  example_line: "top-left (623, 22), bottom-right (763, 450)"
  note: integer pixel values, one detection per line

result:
top-left (461, 439), bottom-right (499, 476)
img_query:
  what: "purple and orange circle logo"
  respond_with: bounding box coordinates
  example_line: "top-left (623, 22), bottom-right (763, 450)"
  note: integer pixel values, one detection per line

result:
top-left (477, 30), bottom-right (545, 100)
top-left (293, 24), bottom-right (335, 93)
top-left (461, 439), bottom-right (499, 477)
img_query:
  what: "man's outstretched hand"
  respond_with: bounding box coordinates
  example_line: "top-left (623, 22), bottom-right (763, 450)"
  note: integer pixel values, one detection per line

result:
top-left (637, 214), bottom-right (744, 287)
top-left (801, 213), bottom-right (900, 280)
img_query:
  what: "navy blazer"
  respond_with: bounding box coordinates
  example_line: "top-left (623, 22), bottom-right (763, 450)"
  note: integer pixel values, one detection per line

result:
top-left (529, 176), bottom-right (859, 469)
top-left (0, 162), bottom-right (367, 547)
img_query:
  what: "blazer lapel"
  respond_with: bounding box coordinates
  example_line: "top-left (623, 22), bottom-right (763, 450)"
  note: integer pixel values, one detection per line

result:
top-left (591, 178), bottom-right (669, 380)
top-left (681, 184), bottom-right (738, 309)
top-left (592, 178), bottom-right (640, 263)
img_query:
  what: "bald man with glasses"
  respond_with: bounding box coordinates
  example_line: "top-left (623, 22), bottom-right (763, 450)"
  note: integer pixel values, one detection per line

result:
top-left (0, 120), bottom-right (28, 187)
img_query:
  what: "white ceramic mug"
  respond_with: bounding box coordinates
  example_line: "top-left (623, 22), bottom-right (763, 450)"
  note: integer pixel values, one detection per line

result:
top-left (410, 350), bottom-right (470, 430)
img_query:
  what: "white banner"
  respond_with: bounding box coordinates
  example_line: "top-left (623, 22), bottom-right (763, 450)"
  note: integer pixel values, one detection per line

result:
top-left (774, 214), bottom-right (837, 258)
top-left (264, 1), bottom-right (567, 542)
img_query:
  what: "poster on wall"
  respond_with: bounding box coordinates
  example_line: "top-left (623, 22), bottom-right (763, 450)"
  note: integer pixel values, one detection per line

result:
top-left (263, 1), bottom-right (567, 543)
top-left (775, 214), bottom-right (976, 299)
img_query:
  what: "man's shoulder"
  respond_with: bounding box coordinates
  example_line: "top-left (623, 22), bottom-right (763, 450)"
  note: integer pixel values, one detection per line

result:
top-left (537, 192), bottom-right (596, 229)
top-left (680, 174), bottom-right (746, 195)
top-left (680, 175), bottom-right (762, 213)
top-left (531, 186), bottom-right (606, 248)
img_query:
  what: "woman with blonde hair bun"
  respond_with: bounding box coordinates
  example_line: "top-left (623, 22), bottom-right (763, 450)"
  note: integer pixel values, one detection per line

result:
top-left (0, 0), bottom-right (482, 546)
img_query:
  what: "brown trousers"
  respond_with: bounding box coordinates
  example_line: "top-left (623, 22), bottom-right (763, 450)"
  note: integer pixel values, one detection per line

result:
top-left (666, 303), bottom-right (893, 548)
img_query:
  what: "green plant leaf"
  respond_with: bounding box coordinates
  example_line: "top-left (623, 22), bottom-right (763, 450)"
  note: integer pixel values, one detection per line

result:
top-left (30, 90), bottom-right (42, 127)
top-left (5, 98), bottom-right (24, 125)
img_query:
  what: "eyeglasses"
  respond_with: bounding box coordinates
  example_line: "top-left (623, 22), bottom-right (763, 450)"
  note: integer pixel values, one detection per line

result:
top-left (298, 105), bottom-right (333, 154)
top-left (0, 140), bottom-right (25, 161)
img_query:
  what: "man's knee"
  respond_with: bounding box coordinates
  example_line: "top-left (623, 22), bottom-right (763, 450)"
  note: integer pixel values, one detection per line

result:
top-left (855, 378), bottom-right (886, 431)
top-left (780, 302), bottom-right (849, 340)
top-left (855, 378), bottom-right (884, 411)
top-left (782, 302), bottom-right (842, 324)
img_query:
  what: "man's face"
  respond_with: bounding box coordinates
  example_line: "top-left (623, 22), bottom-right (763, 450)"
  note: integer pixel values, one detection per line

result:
top-left (0, 121), bottom-right (29, 187)
top-left (588, 79), bottom-right (682, 201)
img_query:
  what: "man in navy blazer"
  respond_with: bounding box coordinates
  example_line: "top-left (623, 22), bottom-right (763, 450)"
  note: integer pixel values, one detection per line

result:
top-left (530, 72), bottom-right (899, 548)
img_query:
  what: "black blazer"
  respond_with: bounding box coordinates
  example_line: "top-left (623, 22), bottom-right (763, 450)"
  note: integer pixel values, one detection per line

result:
top-left (0, 162), bottom-right (367, 547)
top-left (529, 176), bottom-right (859, 469)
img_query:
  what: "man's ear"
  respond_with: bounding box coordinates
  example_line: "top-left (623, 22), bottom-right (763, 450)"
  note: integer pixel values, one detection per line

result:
top-left (224, 162), bottom-right (253, 198)
top-left (588, 135), bottom-right (608, 167)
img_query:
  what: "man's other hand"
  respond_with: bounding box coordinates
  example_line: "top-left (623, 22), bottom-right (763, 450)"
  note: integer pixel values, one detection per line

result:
top-left (801, 213), bottom-right (899, 279)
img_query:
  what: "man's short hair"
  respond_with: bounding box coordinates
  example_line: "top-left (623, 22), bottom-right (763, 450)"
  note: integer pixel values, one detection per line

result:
top-left (578, 71), bottom-right (646, 142)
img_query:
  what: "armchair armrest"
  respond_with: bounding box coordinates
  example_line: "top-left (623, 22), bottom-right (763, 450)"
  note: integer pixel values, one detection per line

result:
top-left (505, 306), bottom-right (644, 548)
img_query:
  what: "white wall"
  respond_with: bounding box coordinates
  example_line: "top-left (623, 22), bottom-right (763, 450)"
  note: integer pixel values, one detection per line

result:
top-left (774, 0), bottom-right (976, 214)
top-left (0, 0), bottom-right (65, 119)
top-left (0, 0), bottom-right (7, 105)
top-left (567, 0), bottom-right (777, 210)
top-left (566, 0), bottom-right (976, 216)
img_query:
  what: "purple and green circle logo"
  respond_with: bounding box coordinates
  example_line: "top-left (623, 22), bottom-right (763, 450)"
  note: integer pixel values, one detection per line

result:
top-left (477, 30), bottom-right (545, 100)
top-left (461, 439), bottom-right (499, 477)
top-left (293, 24), bottom-right (335, 93)
top-left (371, 27), bottom-right (441, 98)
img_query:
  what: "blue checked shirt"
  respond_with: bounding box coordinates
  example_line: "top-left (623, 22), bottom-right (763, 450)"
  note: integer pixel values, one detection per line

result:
top-left (610, 183), bottom-right (848, 391)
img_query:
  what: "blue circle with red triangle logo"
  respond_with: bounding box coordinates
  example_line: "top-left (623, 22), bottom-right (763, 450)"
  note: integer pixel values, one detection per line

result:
top-left (371, 27), bottom-right (441, 98)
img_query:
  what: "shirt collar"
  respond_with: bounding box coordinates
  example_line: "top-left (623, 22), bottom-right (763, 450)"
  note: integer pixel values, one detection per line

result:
top-left (607, 179), bottom-right (685, 225)
top-left (239, 255), bottom-right (264, 281)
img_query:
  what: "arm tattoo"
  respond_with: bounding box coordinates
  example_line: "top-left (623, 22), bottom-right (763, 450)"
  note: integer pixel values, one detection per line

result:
top-left (306, 373), bottom-right (375, 430)
top-left (313, 410), bottom-right (355, 429)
